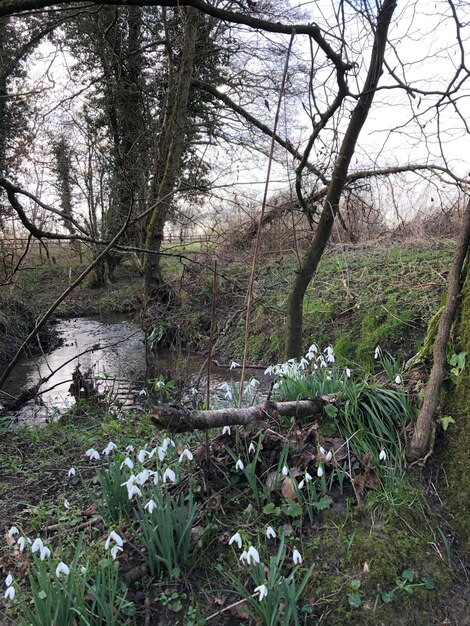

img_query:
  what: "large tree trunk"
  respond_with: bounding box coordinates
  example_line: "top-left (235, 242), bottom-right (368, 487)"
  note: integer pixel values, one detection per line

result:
top-left (285, 0), bottom-right (397, 359)
top-left (143, 7), bottom-right (198, 301)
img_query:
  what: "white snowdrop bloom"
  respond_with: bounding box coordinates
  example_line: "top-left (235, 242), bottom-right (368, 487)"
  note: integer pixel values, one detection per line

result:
top-left (135, 470), bottom-right (150, 486)
top-left (127, 484), bottom-right (142, 499)
top-left (222, 426), bottom-right (231, 435)
top-left (120, 457), bottom-right (134, 470)
top-left (157, 447), bottom-right (166, 462)
top-left (254, 583), bottom-right (268, 601)
top-left (250, 378), bottom-right (259, 387)
top-left (247, 546), bottom-right (260, 564)
top-left (395, 374), bottom-right (402, 385)
top-left (105, 531), bottom-right (124, 550)
top-left (4, 586), bottom-right (15, 601)
top-left (292, 548), bottom-right (302, 565)
top-left (67, 467), bottom-right (76, 478)
top-left (163, 468), bottom-right (176, 483)
top-left (281, 465), bottom-right (289, 477)
top-left (224, 389), bottom-right (233, 401)
top-left (85, 448), bottom-right (100, 461)
top-left (230, 361), bottom-right (240, 370)
top-left (138, 389), bottom-right (147, 397)
top-left (248, 442), bottom-right (256, 454)
top-left (121, 475), bottom-right (137, 491)
top-left (7, 526), bottom-right (19, 538)
top-left (324, 346), bottom-right (335, 363)
top-left (137, 449), bottom-right (148, 464)
top-left (298, 480), bottom-right (305, 489)
top-left (178, 449), bottom-right (193, 462)
top-left (39, 545), bottom-right (51, 560)
top-left (266, 526), bottom-right (276, 540)
top-left (317, 465), bottom-right (324, 478)
top-left (325, 450), bottom-right (333, 462)
top-left (319, 358), bottom-right (327, 368)
top-left (55, 562), bottom-right (70, 578)
top-left (239, 550), bottom-right (250, 564)
top-left (299, 357), bottom-right (309, 369)
top-left (264, 365), bottom-right (274, 375)
top-left (64, 499), bottom-right (70, 510)
top-left (80, 567), bottom-right (87, 575)
top-left (5, 574), bottom-right (13, 587)
top-left (308, 343), bottom-right (318, 355)
top-left (228, 532), bottom-right (242, 549)
top-left (31, 538), bottom-right (43, 553)
top-left (102, 442), bottom-right (117, 456)
top-left (189, 387), bottom-right (198, 396)
top-left (305, 472), bottom-right (313, 481)
top-left (161, 437), bottom-right (175, 451)
top-left (374, 345), bottom-right (381, 360)
top-left (17, 537), bottom-right (26, 552)
top-left (235, 459), bottom-right (244, 471)
top-left (144, 499), bottom-right (157, 514)
top-left (111, 545), bottom-right (123, 560)
top-left (153, 472), bottom-right (160, 485)
top-left (346, 368), bottom-right (352, 378)
top-left (379, 449), bottom-right (387, 462)
top-left (319, 446), bottom-right (327, 456)
top-left (155, 380), bottom-right (166, 389)
top-left (125, 445), bottom-right (134, 453)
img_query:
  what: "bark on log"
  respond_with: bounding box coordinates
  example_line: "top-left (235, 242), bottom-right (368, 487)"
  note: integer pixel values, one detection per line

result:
top-left (150, 398), bottom-right (333, 432)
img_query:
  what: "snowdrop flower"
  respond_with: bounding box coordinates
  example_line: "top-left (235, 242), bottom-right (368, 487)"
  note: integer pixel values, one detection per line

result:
top-left (346, 368), bottom-right (351, 378)
top-left (374, 345), bottom-right (381, 360)
top-left (155, 379), bottom-right (166, 389)
top-left (161, 437), bottom-right (175, 451)
top-left (319, 358), bottom-right (327, 368)
top-left (163, 468), bottom-right (176, 483)
top-left (127, 484), bottom-right (142, 499)
top-left (125, 445), bottom-right (134, 453)
top-left (105, 531), bottom-right (124, 550)
top-left (222, 426), bottom-right (231, 435)
top-left (39, 545), bottom-right (51, 560)
top-left (319, 446), bottom-right (327, 456)
top-left (235, 459), bottom-right (244, 471)
top-left (80, 567), bottom-right (87, 575)
top-left (111, 545), bottom-right (123, 560)
top-left (31, 538), bottom-right (44, 553)
top-left (7, 526), bottom-right (19, 538)
top-left (85, 448), bottom-right (100, 461)
top-left (137, 449), bottom-right (148, 464)
top-left (325, 450), bottom-right (333, 462)
top-left (64, 499), bottom-right (70, 510)
top-left (248, 442), bottom-right (256, 454)
top-left (157, 447), bottom-right (166, 462)
top-left (247, 546), bottom-right (260, 564)
top-left (395, 374), bottom-right (402, 385)
top-left (308, 343), bottom-right (318, 355)
top-left (153, 472), bottom-right (160, 485)
top-left (224, 389), bottom-right (233, 401)
top-left (292, 548), bottom-right (302, 565)
top-left (67, 467), bottom-right (76, 478)
top-left (5, 574), bottom-right (13, 587)
top-left (102, 442), bottom-right (117, 456)
top-left (135, 470), bottom-right (150, 485)
top-left (281, 465), bottom-right (289, 477)
top-left (230, 361), bottom-right (240, 369)
top-left (55, 562), bottom-right (70, 578)
top-left (266, 526), bottom-right (276, 540)
top-left (324, 346), bottom-right (335, 363)
top-left (121, 475), bottom-right (137, 490)
top-left (264, 365), bottom-right (274, 375)
top-left (144, 499), bottom-right (157, 514)
top-left (250, 378), bottom-right (259, 387)
top-left (254, 583), bottom-right (268, 601)
top-left (229, 532), bottom-right (242, 549)
top-left (138, 389), bottom-right (147, 397)
top-left (120, 457), bottom-right (134, 470)
top-left (305, 472), bottom-right (313, 481)
top-left (298, 479), bottom-right (305, 489)
top-left (299, 357), bottom-right (309, 369)
top-left (189, 387), bottom-right (198, 396)
top-left (317, 465), bottom-right (324, 478)
top-left (179, 449), bottom-right (193, 462)
top-left (4, 586), bottom-right (15, 601)
top-left (379, 449), bottom-right (387, 462)
top-left (17, 537), bottom-right (26, 552)
top-left (239, 550), bottom-right (250, 564)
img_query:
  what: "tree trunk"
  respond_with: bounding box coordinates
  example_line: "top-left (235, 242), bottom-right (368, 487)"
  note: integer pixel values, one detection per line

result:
top-left (285, 0), bottom-right (397, 358)
top-left (143, 7), bottom-right (198, 302)
top-left (408, 198), bottom-right (470, 460)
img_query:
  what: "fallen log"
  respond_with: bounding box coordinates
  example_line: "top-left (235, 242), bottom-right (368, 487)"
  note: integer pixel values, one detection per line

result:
top-left (150, 397), bottom-right (334, 432)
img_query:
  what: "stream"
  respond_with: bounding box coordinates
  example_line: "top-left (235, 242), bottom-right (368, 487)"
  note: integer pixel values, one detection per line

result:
top-left (0, 315), bottom-right (266, 426)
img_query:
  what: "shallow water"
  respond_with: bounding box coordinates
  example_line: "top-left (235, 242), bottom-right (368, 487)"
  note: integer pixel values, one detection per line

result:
top-left (0, 315), bottom-right (266, 426)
